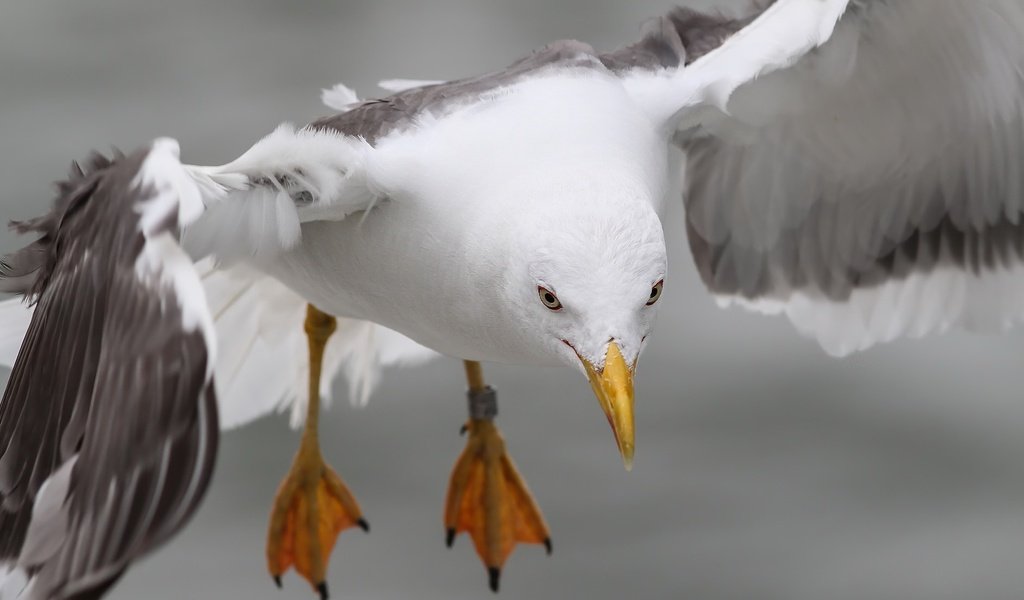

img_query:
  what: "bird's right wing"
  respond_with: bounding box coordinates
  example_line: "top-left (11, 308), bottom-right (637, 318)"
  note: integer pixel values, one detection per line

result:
top-left (0, 141), bottom-right (218, 600)
top-left (0, 126), bottom-right (437, 596)
top-left (0, 121), bottom-right (437, 435)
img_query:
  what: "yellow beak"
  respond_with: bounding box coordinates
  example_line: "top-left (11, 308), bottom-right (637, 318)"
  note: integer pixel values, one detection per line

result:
top-left (581, 341), bottom-right (636, 471)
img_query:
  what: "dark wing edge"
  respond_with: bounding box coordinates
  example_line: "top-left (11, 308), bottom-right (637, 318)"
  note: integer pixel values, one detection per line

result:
top-left (0, 153), bottom-right (117, 298)
top-left (599, 6), bottom-right (754, 74)
top-left (0, 140), bottom-right (219, 600)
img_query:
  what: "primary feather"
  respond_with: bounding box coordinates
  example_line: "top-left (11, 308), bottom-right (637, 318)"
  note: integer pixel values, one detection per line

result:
top-left (0, 140), bottom-right (217, 600)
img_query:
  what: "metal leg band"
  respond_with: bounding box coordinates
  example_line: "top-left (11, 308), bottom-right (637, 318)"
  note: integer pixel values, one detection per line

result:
top-left (467, 386), bottom-right (498, 421)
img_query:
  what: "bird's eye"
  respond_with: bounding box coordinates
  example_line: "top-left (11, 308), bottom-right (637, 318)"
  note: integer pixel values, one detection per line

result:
top-left (646, 280), bottom-right (663, 306)
top-left (538, 286), bottom-right (562, 311)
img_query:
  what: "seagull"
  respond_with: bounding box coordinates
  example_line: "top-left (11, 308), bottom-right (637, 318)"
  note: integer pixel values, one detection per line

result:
top-left (1, 0), bottom-right (1023, 598)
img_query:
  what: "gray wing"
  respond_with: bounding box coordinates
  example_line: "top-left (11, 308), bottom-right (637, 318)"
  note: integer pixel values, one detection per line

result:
top-left (599, 6), bottom-right (753, 73)
top-left (0, 141), bottom-right (217, 600)
top-left (610, 1), bottom-right (1024, 355)
top-left (312, 40), bottom-right (604, 142)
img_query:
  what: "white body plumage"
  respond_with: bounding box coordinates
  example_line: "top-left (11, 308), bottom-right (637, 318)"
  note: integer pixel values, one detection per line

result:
top-left (263, 68), bottom-right (670, 367)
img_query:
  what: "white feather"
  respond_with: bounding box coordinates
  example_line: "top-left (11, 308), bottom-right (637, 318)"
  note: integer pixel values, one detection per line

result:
top-left (320, 82), bottom-right (360, 111)
top-left (623, 0), bottom-right (850, 124)
top-left (134, 142), bottom-right (217, 358)
top-left (182, 187), bottom-right (302, 263)
top-left (135, 138), bottom-right (205, 230)
top-left (182, 124), bottom-right (378, 263)
top-left (199, 261), bottom-right (439, 430)
top-left (377, 78), bottom-right (445, 93)
top-left (17, 457), bottom-right (78, 570)
top-left (718, 262), bottom-right (1024, 358)
top-left (0, 563), bottom-right (28, 600)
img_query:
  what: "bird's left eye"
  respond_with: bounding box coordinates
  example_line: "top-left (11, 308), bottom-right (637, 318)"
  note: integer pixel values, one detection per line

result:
top-left (646, 280), bottom-right (663, 306)
top-left (538, 286), bottom-right (562, 310)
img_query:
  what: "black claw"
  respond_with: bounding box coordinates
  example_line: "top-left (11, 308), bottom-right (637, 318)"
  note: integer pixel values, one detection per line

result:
top-left (488, 567), bottom-right (501, 593)
top-left (357, 517), bottom-right (370, 533)
top-left (445, 528), bottom-right (456, 548)
top-left (544, 538), bottom-right (552, 555)
top-left (317, 581), bottom-right (329, 600)
top-left (272, 575), bottom-right (282, 589)
top-left (459, 424), bottom-right (468, 436)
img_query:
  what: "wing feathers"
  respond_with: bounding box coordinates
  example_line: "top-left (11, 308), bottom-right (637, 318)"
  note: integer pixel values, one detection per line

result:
top-left (616, 0), bottom-right (850, 124)
top-left (674, 0), bottom-right (1024, 353)
top-left (181, 124), bottom-right (377, 263)
top-left (0, 141), bottom-right (219, 599)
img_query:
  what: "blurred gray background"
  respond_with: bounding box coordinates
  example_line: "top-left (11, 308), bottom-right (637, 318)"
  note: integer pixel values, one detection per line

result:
top-left (3, 1), bottom-right (1024, 599)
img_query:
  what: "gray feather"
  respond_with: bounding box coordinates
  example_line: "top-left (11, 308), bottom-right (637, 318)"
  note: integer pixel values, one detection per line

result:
top-left (0, 144), bottom-right (218, 600)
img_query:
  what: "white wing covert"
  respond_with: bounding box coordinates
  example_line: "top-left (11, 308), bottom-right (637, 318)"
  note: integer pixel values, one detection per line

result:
top-left (182, 123), bottom-right (377, 263)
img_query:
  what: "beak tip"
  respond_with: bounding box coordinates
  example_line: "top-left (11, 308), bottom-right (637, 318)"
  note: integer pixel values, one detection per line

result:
top-left (621, 447), bottom-right (634, 472)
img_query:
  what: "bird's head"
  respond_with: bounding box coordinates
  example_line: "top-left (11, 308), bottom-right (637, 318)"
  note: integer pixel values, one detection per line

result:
top-left (502, 177), bottom-right (667, 471)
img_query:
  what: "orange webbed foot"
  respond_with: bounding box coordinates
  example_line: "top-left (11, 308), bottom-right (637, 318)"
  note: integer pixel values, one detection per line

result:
top-left (267, 440), bottom-right (367, 599)
top-left (444, 419), bottom-right (551, 592)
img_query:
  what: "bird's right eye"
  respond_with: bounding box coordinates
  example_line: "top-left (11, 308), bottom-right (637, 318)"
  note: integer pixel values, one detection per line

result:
top-left (538, 286), bottom-right (562, 311)
top-left (646, 279), bottom-right (664, 306)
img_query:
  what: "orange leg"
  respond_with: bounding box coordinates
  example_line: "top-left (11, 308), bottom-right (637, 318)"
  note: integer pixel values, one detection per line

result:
top-left (266, 305), bottom-right (368, 600)
top-left (444, 361), bottom-right (551, 592)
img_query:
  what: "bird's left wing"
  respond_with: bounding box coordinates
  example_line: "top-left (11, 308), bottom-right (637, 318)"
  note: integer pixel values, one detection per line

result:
top-left (0, 141), bottom-right (218, 599)
top-left (609, 1), bottom-right (1024, 355)
top-left (605, 0), bottom-right (849, 128)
